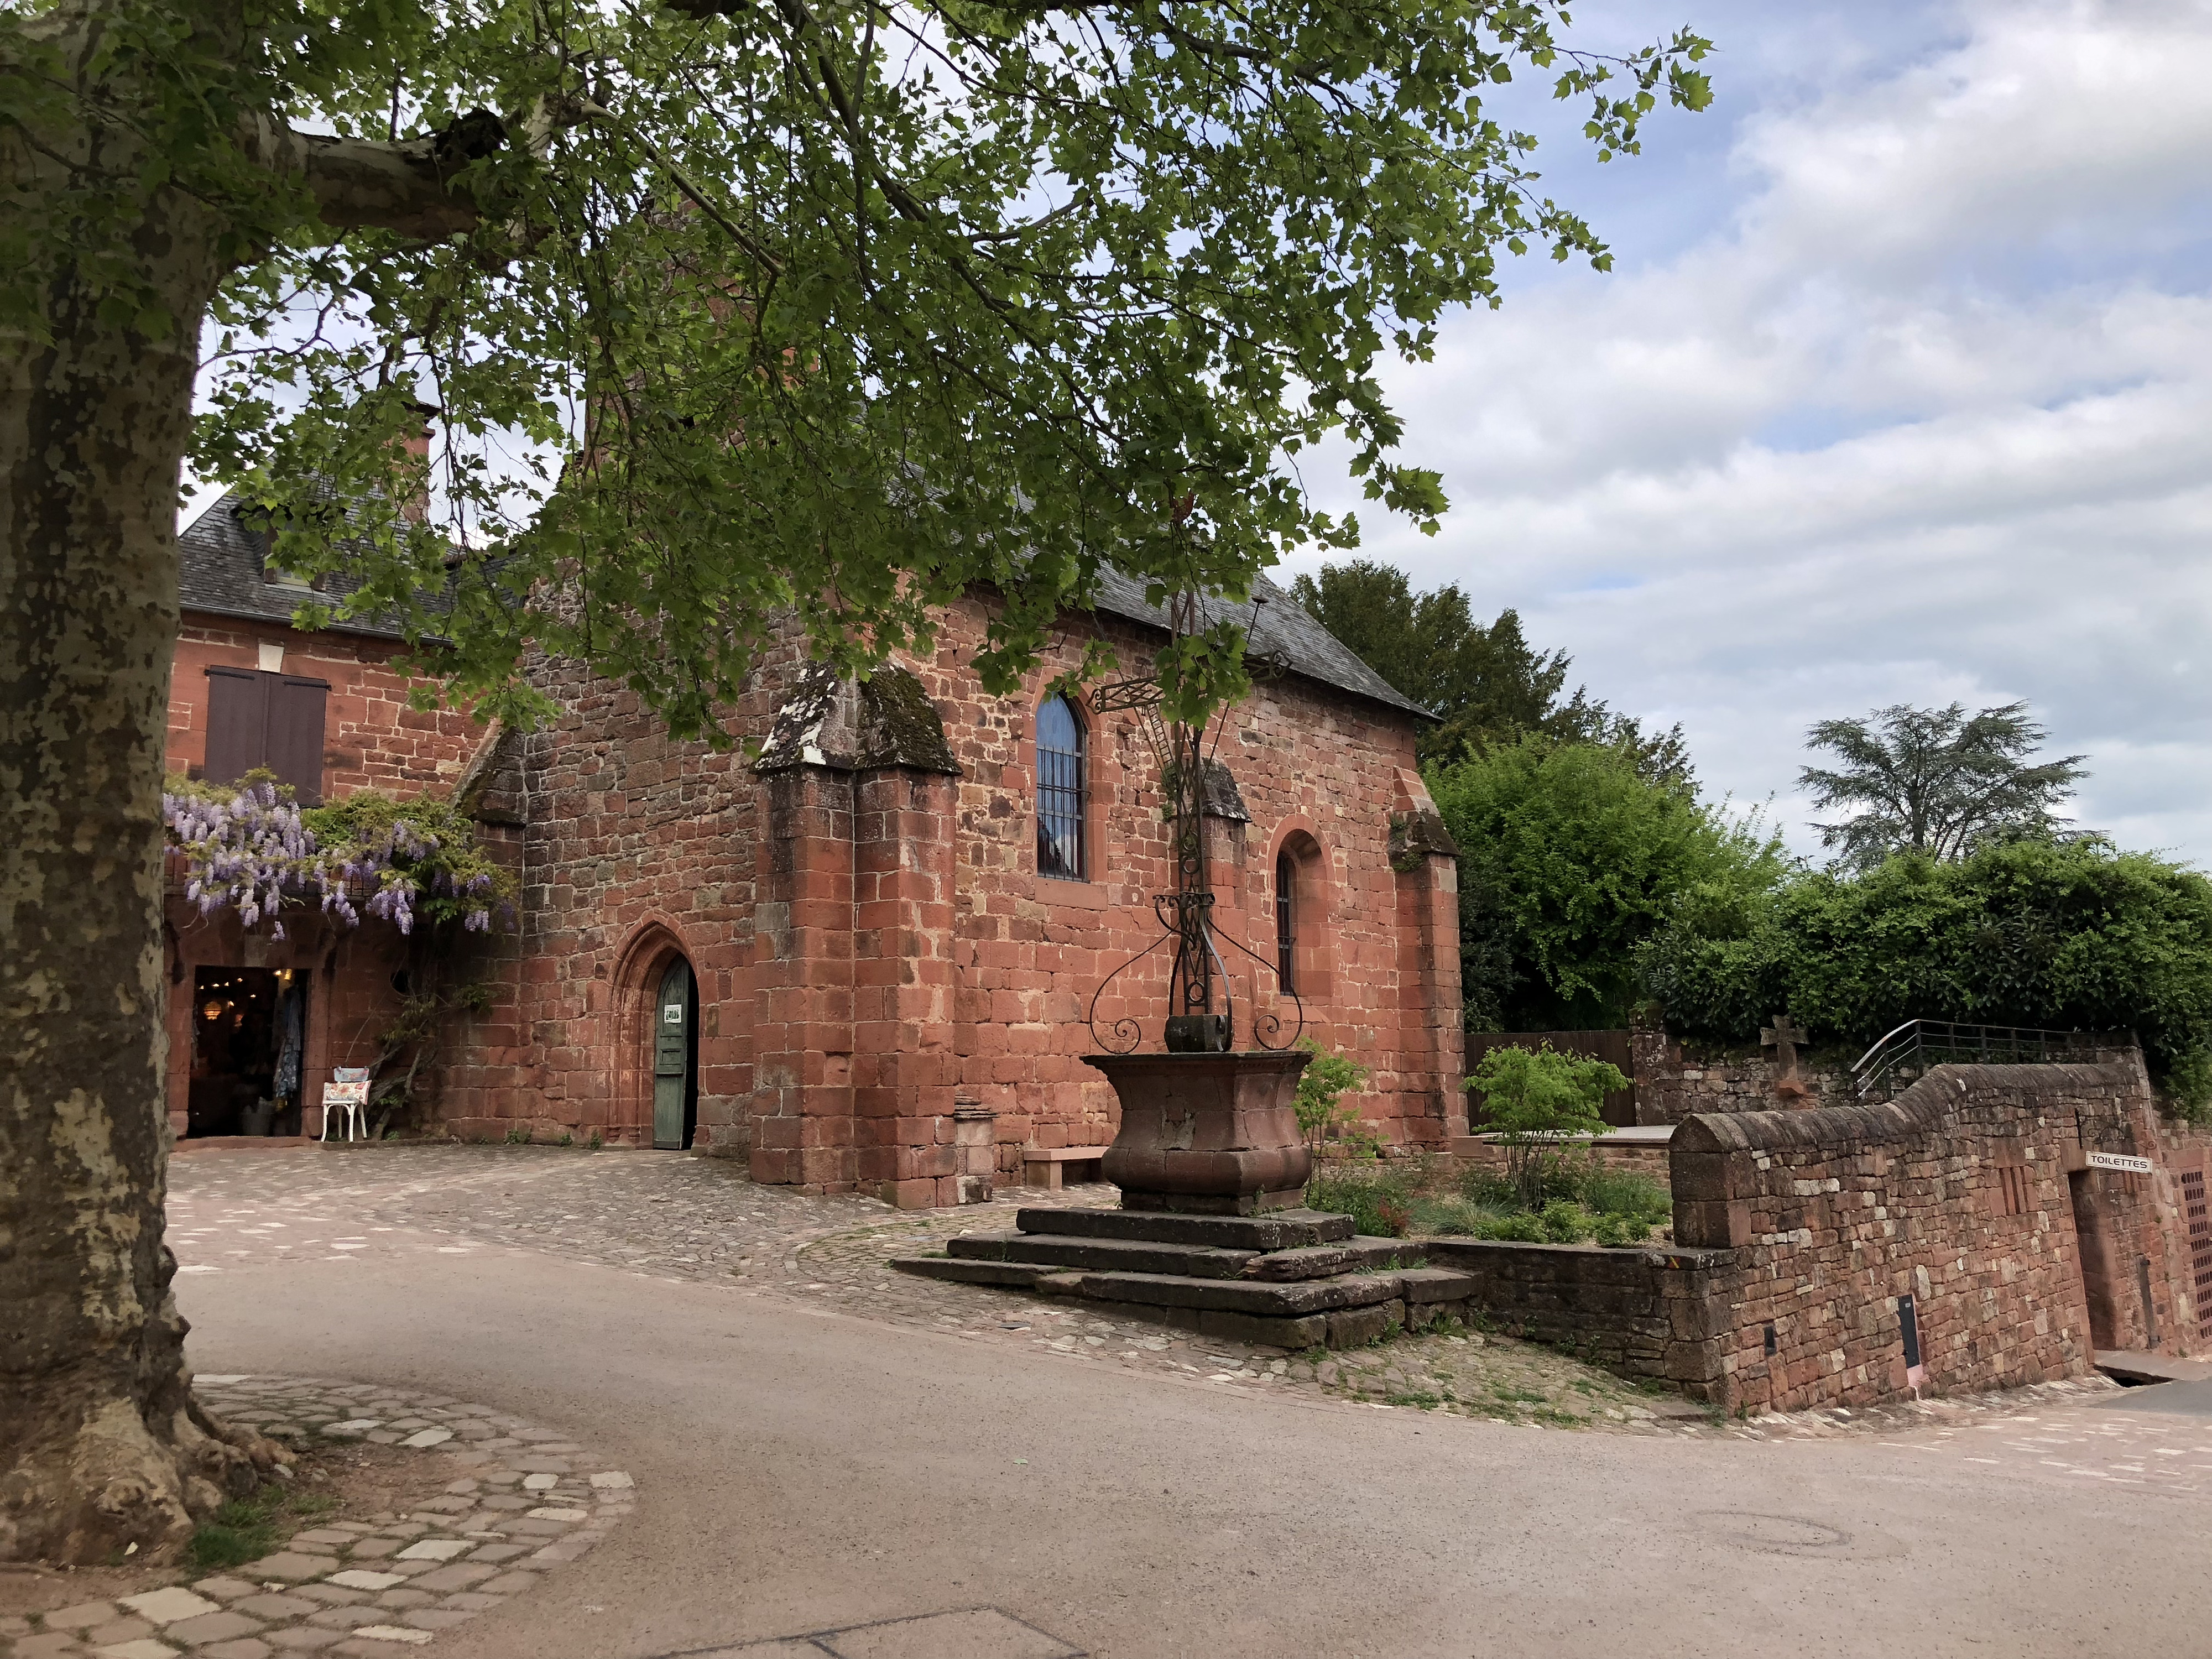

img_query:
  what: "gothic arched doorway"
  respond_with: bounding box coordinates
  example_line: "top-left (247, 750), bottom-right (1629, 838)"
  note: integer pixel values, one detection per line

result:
top-left (653, 956), bottom-right (700, 1150)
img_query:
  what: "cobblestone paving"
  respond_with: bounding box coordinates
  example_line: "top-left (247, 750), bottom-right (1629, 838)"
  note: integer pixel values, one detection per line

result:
top-left (166, 1143), bottom-right (2200, 1484)
top-left (0, 1376), bottom-right (632, 1659)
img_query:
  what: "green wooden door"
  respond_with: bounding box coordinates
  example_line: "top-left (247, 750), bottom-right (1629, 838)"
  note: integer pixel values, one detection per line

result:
top-left (652, 958), bottom-right (692, 1150)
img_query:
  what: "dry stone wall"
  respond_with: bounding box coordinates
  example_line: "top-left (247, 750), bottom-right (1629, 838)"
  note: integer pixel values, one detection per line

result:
top-left (1421, 1239), bottom-right (1734, 1392)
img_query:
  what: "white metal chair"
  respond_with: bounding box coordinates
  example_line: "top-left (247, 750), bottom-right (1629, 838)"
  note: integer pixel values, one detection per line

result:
top-left (322, 1068), bottom-right (372, 1142)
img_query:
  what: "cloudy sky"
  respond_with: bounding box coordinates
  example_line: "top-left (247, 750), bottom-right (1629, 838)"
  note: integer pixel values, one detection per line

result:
top-left (1277, 0), bottom-right (2212, 864)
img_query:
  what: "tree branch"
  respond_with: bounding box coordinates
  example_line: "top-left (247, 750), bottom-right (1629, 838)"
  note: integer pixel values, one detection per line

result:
top-left (241, 114), bottom-right (507, 239)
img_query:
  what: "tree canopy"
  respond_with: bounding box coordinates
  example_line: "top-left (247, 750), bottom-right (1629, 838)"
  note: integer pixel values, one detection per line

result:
top-left (1289, 558), bottom-right (1688, 777)
top-left (1635, 838), bottom-right (2212, 1115)
top-left (1429, 735), bottom-right (1784, 1031)
top-left (0, 0), bottom-right (1719, 1569)
top-left (6, 0), bottom-right (1714, 732)
top-left (1801, 701), bottom-right (2087, 873)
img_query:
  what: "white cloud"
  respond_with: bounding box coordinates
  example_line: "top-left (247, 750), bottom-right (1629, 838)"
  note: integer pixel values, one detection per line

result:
top-left (1290, 0), bottom-right (2212, 863)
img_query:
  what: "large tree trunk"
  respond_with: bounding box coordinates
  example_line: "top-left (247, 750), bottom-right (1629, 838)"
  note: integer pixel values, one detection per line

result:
top-left (0, 101), bottom-right (284, 1563)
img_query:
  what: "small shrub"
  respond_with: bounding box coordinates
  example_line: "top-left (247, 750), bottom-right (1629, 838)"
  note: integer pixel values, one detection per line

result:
top-left (504, 1126), bottom-right (529, 1145)
top-left (588, 1131), bottom-right (604, 1150)
top-left (1477, 1211), bottom-right (1546, 1243)
top-left (1593, 1211), bottom-right (1652, 1248)
top-left (1306, 1170), bottom-right (1413, 1237)
top-left (1295, 1039), bottom-right (1390, 1157)
top-left (1582, 1164), bottom-right (1672, 1226)
top-left (1465, 1044), bottom-right (1629, 1211)
top-left (1538, 1200), bottom-right (1594, 1243)
top-left (1409, 1194), bottom-right (1506, 1236)
top-left (559, 1131), bottom-right (575, 1147)
top-left (1458, 1166), bottom-right (1518, 1208)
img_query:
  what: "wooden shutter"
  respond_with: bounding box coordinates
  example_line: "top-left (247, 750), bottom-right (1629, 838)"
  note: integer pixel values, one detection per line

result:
top-left (201, 666), bottom-right (328, 802)
top-left (202, 667), bottom-right (269, 785)
top-left (267, 675), bottom-right (328, 805)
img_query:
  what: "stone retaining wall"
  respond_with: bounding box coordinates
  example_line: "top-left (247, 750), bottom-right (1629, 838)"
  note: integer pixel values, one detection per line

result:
top-left (1422, 1053), bottom-right (2212, 1413)
top-left (1630, 1025), bottom-right (1855, 1125)
top-left (1420, 1239), bottom-right (1735, 1397)
top-left (1673, 1056), bottom-right (2209, 1412)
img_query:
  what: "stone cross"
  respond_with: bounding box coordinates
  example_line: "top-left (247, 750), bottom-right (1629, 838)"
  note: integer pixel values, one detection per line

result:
top-left (1761, 1014), bottom-right (1811, 1102)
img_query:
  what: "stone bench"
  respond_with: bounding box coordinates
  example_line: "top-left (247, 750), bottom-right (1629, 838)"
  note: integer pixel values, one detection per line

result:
top-left (1022, 1145), bottom-right (1112, 1190)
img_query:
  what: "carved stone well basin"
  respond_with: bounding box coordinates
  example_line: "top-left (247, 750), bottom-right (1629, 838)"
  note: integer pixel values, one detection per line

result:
top-left (1085, 1050), bottom-right (1312, 1215)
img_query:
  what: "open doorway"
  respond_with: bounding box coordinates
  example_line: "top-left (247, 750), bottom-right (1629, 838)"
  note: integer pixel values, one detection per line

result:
top-left (652, 957), bottom-right (699, 1151)
top-left (187, 966), bottom-right (310, 1137)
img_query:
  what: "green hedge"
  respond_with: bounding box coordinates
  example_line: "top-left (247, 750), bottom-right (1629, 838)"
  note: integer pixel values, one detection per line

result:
top-left (1428, 736), bottom-right (1785, 1029)
top-left (1635, 839), bottom-right (2212, 1084)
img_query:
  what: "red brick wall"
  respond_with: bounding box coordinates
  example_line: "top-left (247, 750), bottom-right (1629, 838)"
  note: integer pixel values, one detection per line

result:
top-left (442, 597), bottom-right (1467, 1201)
top-left (169, 614), bottom-right (484, 797)
top-left (164, 611), bottom-right (498, 1139)
top-left (435, 644), bottom-right (782, 1147)
top-left (1671, 1057), bottom-right (2212, 1412)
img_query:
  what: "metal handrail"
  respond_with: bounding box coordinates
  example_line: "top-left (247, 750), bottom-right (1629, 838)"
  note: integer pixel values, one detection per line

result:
top-left (1850, 1018), bottom-right (2089, 1099)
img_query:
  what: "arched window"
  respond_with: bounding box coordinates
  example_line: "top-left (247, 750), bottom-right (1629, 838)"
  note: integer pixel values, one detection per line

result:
top-left (1275, 850), bottom-right (1297, 994)
top-left (1036, 696), bottom-right (1087, 880)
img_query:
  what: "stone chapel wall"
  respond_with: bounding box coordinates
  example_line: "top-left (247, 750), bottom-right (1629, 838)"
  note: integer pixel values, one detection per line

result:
top-left (439, 596), bottom-right (1464, 1203)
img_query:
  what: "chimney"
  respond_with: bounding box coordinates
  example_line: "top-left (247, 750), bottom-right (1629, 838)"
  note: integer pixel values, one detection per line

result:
top-left (400, 400), bottom-right (437, 524)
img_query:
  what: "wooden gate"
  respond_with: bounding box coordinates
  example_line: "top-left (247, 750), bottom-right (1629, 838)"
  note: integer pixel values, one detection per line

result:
top-left (1464, 1029), bottom-right (1636, 1128)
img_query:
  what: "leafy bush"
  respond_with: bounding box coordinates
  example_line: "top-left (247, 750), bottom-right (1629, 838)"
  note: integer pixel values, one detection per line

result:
top-left (1580, 1164), bottom-right (1672, 1228)
top-left (1476, 1210), bottom-right (1547, 1243)
top-left (1293, 1039), bottom-right (1384, 1156)
top-left (1592, 1211), bottom-right (1652, 1248)
top-left (1458, 1165), bottom-right (1520, 1208)
top-left (1306, 1170), bottom-right (1414, 1238)
top-left (1538, 1200), bottom-right (1592, 1243)
top-left (1429, 737), bottom-right (1786, 1029)
top-left (1466, 1044), bottom-right (1630, 1211)
top-left (1637, 839), bottom-right (2212, 1102)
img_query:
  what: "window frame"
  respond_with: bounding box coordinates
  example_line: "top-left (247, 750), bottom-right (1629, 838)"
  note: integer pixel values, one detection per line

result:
top-left (1275, 849), bottom-right (1297, 995)
top-left (1034, 694), bottom-right (1088, 883)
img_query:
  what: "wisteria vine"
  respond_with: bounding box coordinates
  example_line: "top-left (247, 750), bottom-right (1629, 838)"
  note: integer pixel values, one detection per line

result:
top-left (163, 773), bottom-right (512, 939)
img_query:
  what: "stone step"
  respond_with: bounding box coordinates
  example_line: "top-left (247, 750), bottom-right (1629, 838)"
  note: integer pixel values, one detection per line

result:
top-left (948, 1230), bottom-right (1259, 1279)
top-left (889, 1257), bottom-right (1063, 1290)
top-left (1054, 1267), bottom-right (1408, 1318)
top-left (1014, 1207), bottom-right (1355, 1251)
top-left (1240, 1237), bottom-right (1424, 1281)
top-left (1396, 1266), bottom-right (1483, 1304)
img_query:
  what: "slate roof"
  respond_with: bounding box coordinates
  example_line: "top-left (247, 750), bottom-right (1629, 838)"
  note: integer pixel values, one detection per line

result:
top-left (1089, 567), bottom-right (1428, 720)
top-left (180, 491), bottom-right (1423, 719)
top-left (177, 489), bottom-right (412, 640)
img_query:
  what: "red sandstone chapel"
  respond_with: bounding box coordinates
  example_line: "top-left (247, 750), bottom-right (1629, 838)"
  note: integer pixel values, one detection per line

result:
top-left (163, 493), bottom-right (1465, 1204)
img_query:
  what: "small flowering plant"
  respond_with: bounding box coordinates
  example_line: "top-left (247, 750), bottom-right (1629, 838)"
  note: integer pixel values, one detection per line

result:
top-left (163, 771), bottom-right (513, 939)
